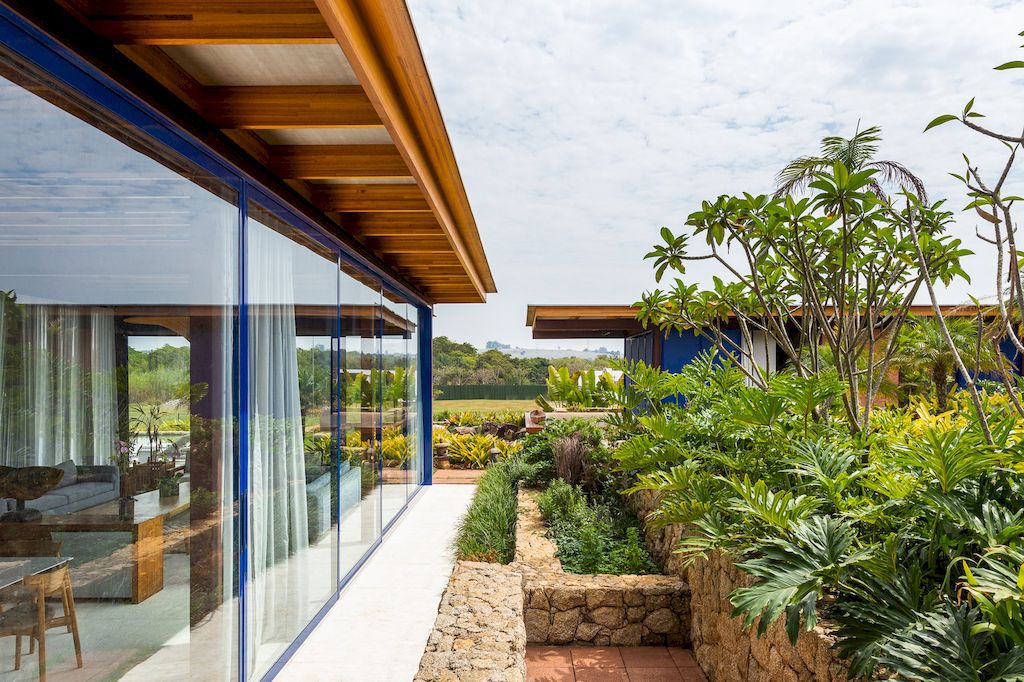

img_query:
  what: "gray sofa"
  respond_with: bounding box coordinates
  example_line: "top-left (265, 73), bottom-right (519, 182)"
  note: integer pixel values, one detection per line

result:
top-left (0, 462), bottom-right (120, 515)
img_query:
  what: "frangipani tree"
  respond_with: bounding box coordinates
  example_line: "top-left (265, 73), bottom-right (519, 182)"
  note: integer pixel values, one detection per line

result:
top-left (920, 29), bottom-right (1024, 443)
top-left (637, 162), bottom-right (971, 435)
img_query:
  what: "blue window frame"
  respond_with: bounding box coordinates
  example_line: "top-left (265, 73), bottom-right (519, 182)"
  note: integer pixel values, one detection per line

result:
top-left (0, 6), bottom-right (434, 680)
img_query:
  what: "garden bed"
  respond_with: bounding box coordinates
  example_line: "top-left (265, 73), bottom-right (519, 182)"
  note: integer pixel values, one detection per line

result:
top-left (516, 488), bottom-right (690, 647)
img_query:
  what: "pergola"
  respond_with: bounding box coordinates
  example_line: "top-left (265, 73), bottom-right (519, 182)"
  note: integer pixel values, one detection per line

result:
top-left (19, 0), bottom-right (495, 303)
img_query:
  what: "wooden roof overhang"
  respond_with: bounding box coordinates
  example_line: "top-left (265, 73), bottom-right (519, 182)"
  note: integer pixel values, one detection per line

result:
top-left (7, 0), bottom-right (494, 304)
top-left (526, 305), bottom-right (646, 339)
top-left (526, 304), bottom-right (992, 340)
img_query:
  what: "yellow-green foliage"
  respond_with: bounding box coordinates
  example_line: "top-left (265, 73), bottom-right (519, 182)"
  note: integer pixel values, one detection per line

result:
top-left (432, 426), bottom-right (450, 446)
top-left (446, 434), bottom-right (524, 469)
top-left (345, 430), bottom-right (365, 449)
top-left (447, 433), bottom-right (496, 469)
top-left (493, 439), bottom-right (523, 460)
top-left (379, 425), bottom-right (410, 467)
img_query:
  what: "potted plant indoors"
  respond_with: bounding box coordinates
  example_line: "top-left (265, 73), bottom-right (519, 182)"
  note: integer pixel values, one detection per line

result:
top-left (114, 438), bottom-right (136, 519)
top-left (158, 471), bottom-right (184, 498)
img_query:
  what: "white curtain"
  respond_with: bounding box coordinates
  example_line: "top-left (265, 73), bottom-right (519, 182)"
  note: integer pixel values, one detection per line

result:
top-left (0, 304), bottom-right (116, 467)
top-left (247, 222), bottom-right (310, 662)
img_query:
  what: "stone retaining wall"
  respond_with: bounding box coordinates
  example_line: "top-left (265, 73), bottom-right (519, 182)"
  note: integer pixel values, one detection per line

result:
top-left (634, 491), bottom-right (855, 682)
top-left (515, 488), bottom-right (691, 647)
top-left (414, 561), bottom-right (527, 682)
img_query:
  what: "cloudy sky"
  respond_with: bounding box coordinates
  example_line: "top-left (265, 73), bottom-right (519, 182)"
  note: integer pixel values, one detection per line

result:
top-left (408, 0), bottom-right (1023, 351)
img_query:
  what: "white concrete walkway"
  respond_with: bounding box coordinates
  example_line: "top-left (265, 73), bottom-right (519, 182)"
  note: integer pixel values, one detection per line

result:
top-left (278, 484), bottom-right (476, 682)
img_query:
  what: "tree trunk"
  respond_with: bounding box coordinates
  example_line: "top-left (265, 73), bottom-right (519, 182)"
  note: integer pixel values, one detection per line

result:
top-left (933, 364), bottom-right (949, 412)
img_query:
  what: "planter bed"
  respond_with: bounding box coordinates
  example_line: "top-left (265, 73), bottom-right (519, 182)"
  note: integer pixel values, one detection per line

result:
top-left (516, 488), bottom-right (690, 647)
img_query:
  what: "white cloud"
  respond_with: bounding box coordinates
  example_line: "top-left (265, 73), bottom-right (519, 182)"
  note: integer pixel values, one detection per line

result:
top-left (408, 0), bottom-right (1024, 349)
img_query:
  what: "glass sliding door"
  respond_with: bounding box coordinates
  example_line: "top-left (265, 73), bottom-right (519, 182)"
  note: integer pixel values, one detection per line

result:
top-left (0, 56), bottom-right (239, 680)
top-left (380, 293), bottom-right (409, 525)
top-left (338, 265), bottom-right (382, 579)
top-left (245, 203), bottom-right (340, 678)
top-left (406, 304), bottom-right (422, 493)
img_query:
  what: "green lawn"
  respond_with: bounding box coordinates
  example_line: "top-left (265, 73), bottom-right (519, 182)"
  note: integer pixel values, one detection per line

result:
top-left (433, 399), bottom-right (537, 417)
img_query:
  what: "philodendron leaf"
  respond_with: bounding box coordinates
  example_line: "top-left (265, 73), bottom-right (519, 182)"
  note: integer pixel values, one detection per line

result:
top-left (924, 114), bottom-right (958, 132)
top-left (994, 60), bottom-right (1024, 70)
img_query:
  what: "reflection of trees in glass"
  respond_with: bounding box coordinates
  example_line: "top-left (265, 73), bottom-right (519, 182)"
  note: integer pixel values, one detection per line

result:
top-left (296, 344), bottom-right (330, 422)
top-left (128, 344), bottom-right (189, 404)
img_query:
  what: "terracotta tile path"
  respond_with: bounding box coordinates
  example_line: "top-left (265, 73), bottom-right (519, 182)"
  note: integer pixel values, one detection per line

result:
top-left (526, 646), bottom-right (707, 682)
top-left (432, 469), bottom-right (486, 484)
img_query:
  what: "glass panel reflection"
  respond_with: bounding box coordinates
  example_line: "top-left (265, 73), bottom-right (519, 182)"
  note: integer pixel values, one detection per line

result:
top-left (338, 266), bottom-right (382, 579)
top-left (0, 63), bottom-right (238, 680)
top-left (380, 293), bottom-right (408, 526)
top-left (245, 204), bottom-right (340, 678)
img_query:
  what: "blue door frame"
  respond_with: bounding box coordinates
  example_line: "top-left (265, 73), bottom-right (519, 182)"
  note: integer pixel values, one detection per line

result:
top-left (0, 7), bottom-right (436, 679)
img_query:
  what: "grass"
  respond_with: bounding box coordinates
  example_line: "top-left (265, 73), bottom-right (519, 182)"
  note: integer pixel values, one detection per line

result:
top-left (433, 399), bottom-right (536, 417)
top-left (453, 457), bottom-right (536, 563)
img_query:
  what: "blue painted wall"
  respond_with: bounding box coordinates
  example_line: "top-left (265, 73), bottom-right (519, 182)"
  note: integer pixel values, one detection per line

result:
top-left (660, 329), bottom-right (741, 373)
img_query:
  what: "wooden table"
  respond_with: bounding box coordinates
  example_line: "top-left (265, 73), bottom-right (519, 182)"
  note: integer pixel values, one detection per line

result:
top-left (0, 557), bottom-right (70, 591)
top-left (38, 485), bottom-right (190, 603)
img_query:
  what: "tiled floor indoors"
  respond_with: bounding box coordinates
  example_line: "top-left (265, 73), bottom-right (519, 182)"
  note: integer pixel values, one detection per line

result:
top-left (526, 646), bottom-right (707, 682)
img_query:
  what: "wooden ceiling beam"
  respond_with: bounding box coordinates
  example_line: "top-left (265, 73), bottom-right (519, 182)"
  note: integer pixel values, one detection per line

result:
top-left (77, 0), bottom-right (334, 45)
top-left (200, 85), bottom-right (382, 129)
top-left (315, 184), bottom-right (429, 212)
top-left (362, 236), bottom-right (452, 252)
top-left (269, 145), bottom-right (411, 180)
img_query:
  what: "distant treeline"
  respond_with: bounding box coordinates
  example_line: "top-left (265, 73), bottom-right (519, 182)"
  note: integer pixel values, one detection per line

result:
top-left (433, 336), bottom-right (613, 385)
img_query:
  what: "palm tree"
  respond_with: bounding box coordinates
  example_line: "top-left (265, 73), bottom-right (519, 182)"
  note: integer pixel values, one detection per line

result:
top-left (893, 316), bottom-right (998, 411)
top-left (774, 124), bottom-right (927, 201)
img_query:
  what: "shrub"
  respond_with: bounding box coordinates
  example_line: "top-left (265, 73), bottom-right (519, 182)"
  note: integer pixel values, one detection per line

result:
top-left (553, 434), bottom-right (587, 485)
top-left (616, 352), bottom-right (1024, 677)
top-left (536, 479), bottom-right (657, 575)
top-left (454, 457), bottom-right (537, 563)
top-left (520, 417), bottom-right (603, 485)
top-left (447, 433), bottom-right (495, 469)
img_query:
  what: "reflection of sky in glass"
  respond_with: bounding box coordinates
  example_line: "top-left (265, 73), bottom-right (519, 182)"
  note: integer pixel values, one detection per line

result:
top-left (0, 76), bottom-right (237, 306)
top-left (248, 217), bottom-right (338, 306)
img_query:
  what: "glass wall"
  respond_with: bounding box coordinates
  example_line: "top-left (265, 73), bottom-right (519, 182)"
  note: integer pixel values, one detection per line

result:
top-left (0, 15), bottom-right (428, 681)
top-left (245, 202), bottom-right (341, 678)
top-left (380, 293), bottom-right (409, 525)
top-left (338, 266), bottom-right (382, 579)
top-left (0, 59), bottom-right (239, 680)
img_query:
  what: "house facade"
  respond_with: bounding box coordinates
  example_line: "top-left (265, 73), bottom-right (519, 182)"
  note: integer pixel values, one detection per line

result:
top-left (0, 2), bottom-right (493, 679)
top-left (526, 304), bottom-right (1020, 380)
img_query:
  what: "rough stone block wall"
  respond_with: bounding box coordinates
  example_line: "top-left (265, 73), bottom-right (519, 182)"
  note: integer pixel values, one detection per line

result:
top-left (414, 561), bottom-right (527, 682)
top-left (514, 488), bottom-right (691, 647)
top-left (634, 491), bottom-right (855, 682)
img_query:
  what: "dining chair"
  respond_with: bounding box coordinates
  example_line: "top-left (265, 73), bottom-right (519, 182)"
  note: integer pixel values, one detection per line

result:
top-left (0, 565), bottom-right (82, 681)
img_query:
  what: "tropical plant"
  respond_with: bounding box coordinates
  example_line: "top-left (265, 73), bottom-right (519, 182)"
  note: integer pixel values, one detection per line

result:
top-left (539, 366), bottom-right (620, 410)
top-left (894, 315), bottom-right (999, 410)
top-left (638, 161), bottom-right (971, 436)
top-left (379, 429), bottom-right (409, 467)
top-left (774, 123), bottom-right (927, 201)
top-left (613, 352), bottom-right (1024, 678)
top-left (447, 433), bottom-right (497, 469)
top-left (303, 432), bottom-right (334, 468)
